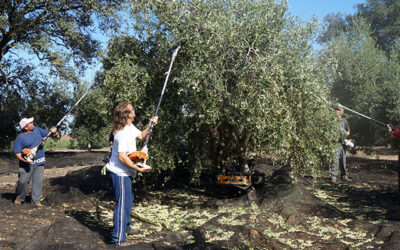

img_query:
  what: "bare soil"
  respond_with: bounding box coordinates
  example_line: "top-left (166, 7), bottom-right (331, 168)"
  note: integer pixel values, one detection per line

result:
top-left (0, 147), bottom-right (400, 249)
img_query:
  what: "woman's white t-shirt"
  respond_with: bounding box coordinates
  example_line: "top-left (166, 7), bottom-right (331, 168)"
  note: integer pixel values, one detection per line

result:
top-left (106, 124), bottom-right (141, 176)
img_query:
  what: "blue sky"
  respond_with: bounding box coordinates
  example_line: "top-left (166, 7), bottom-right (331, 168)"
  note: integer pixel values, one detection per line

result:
top-left (288, 0), bottom-right (365, 21)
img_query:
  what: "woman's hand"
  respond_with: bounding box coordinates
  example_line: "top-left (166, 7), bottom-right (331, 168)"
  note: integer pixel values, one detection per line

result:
top-left (135, 163), bottom-right (151, 173)
top-left (150, 116), bottom-right (158, 125)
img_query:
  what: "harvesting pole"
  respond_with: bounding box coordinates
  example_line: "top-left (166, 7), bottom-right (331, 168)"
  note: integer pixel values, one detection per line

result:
top-left (334, 103), bottom-right (393, 129)
top-left (22, 86), bottom-right (92, 161)
top-left (128, 45), bottom-right (181, 164)
top-left (144, 45), bottom-right (181, 147)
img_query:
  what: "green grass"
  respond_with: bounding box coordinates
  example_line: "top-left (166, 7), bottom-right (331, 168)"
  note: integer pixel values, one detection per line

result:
top-left (4, 135), bottom-right (78, 152)
top-left (45, 135), bottom-right (79, 150)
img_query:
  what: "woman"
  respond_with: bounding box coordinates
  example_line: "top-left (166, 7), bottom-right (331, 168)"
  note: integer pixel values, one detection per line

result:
top-left (106, 102), bottom-right (158, 245)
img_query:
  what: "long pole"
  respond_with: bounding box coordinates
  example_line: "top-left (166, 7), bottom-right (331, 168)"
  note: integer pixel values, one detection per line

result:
top-left (336, 103), bottom-right (392, 128)
top-left (42, 86), bottom-right (92, 143)
top-left (143, 45), bottom-right (181, 147)
top-left (23, 85), bottom-right (92, 161)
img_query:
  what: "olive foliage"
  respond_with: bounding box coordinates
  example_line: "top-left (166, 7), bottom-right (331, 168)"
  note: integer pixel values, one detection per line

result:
top-left (319, 18), bottom-right (400, 147)
top-left (100, 0), bottom-right (338, 181)
top-left (356, 0), bottom-right (400, 52)
top-left (319, 0), bottom-right (400, 53)
top-left (0, 0), bottom-right (127, 148)
top-left (69, 85), bottom-right (113, 149)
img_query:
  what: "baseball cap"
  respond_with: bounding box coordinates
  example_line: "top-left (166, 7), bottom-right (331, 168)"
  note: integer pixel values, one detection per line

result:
top-left (19, 117), bottom-right (34, 129)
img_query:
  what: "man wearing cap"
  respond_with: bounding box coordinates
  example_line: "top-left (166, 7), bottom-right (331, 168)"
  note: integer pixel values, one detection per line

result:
top-left (13, 117), bottom-right (57, 207)
top-left (331, 107), bottom-right (352, 183)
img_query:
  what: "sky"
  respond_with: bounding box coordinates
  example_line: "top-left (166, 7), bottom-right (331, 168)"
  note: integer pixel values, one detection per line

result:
top-left (288, 0), bottom-right (365, 21)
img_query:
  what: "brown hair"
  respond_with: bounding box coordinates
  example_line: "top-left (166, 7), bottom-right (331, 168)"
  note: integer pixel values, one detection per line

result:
top-left (112, 103), bottom-right (133, 134)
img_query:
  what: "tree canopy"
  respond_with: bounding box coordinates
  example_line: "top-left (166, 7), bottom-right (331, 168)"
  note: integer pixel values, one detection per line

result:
top-left (82, 0), bottom-right (339, 182)
top-left (356, 0), bottom-right (400, 51)
top-left (320, 0), bottom-right (400, 52)
top-left (0, 0), bottom-right (127, 148)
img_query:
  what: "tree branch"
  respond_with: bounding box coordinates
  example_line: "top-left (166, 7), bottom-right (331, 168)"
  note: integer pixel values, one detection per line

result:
top-left (0, 67), bottom-right (9, 85)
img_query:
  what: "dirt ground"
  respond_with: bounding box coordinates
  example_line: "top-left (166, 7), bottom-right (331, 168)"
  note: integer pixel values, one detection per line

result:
top-left (0, 147), bottom-right (400, 249)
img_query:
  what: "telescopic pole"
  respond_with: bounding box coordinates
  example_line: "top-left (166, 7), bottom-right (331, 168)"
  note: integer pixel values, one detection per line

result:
top-left (336, 103), bottom-right (392, 129)
top-left (42, 86), bottom-right (92, 142)
top-left (23, 86), bottom-right (92, 161)
top-left (143, 45), bottom-right (181, 147)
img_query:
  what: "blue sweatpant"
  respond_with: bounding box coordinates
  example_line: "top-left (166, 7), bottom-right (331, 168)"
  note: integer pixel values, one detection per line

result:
top-left (16, 165), bottom-right (44, 204)
top-left (109, 172), bottom-right (133, 245)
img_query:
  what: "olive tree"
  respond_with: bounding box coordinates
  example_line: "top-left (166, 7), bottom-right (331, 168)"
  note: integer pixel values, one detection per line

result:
top-left (319, 18), bottom-right (400, 147)
top-left (0, 0), bottom-right (127, 148)
top-left (99, 0), bottom-right (338, 182)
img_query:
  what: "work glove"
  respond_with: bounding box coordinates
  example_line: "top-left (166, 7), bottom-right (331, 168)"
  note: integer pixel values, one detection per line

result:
top-left (50, 126), bottom-right (57, 134)
top-left (387, 124), bottom-right (393, 133)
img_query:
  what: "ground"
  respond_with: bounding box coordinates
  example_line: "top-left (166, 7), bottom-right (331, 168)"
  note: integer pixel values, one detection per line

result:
top-left (0, 147), bottom-right (400, 249)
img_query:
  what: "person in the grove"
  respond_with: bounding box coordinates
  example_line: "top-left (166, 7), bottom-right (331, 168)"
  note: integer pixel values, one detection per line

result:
top-left (388, 123), bottom-right (400, 192)
top-left (106, 102), bottom-right (158, 245)
top-left (13, 117), bottom-right (57, 207)
top-left (331, 106), bottom-right (352, 183)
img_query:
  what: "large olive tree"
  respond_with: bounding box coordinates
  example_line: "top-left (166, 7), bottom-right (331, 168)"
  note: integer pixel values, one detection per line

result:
top-left (99, 0), bottom-right (338, 182)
